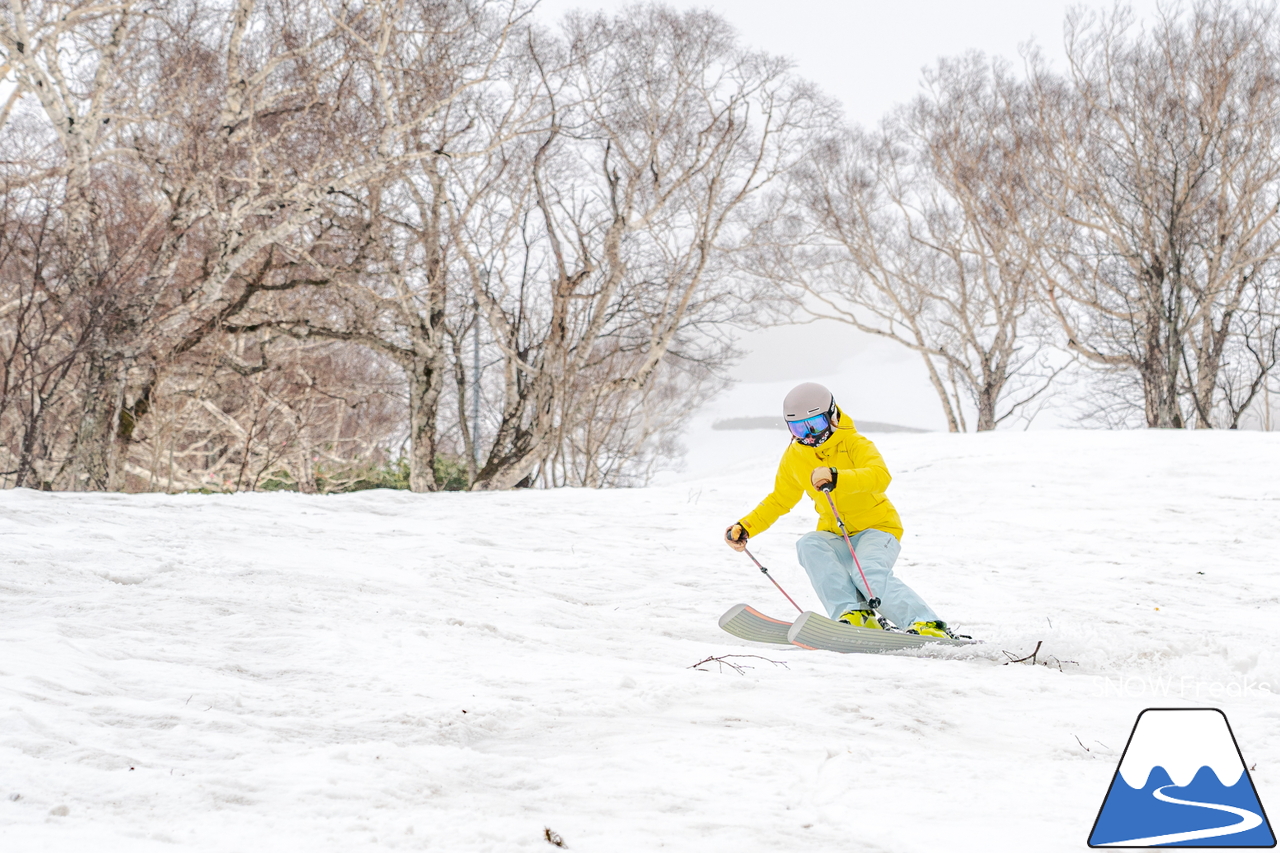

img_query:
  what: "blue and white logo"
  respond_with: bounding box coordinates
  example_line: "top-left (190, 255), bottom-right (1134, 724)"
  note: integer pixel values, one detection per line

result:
top-left (1089, 708), bottom-right (1275, 847)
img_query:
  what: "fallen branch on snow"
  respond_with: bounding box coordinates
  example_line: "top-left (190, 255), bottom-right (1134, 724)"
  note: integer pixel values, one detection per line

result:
top-left (1001, 640), bottom-right (1077, 671)
top-left (1004, 640), bottom-right (1043, 665)
top-left (689, 654), bottom-right (790, 675)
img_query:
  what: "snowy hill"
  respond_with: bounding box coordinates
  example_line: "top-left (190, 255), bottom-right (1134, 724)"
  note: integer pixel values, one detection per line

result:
top-left (2, 430), bottom-right (1278, 852)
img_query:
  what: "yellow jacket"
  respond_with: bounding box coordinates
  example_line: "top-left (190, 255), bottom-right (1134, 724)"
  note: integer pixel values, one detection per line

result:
top-left (739, 412), bottom-right (903, 541)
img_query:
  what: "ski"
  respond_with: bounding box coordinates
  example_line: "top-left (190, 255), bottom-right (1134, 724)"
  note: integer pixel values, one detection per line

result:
top-left (718, 605), bottom-right (978, 654)
top-left (717, 603), bottom-right (795, 645)
top-left (787, 610), bottom-right (976, 654)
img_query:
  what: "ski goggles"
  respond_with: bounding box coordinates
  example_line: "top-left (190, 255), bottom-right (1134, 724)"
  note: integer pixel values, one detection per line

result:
top-left (786, 412), bottom-right (832, 440)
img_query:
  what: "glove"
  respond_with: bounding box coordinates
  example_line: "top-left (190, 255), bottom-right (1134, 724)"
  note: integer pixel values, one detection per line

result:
top-left (724, 523), bottom-right (748, 552)
top-left (811, 466), bottom-right (837, 492)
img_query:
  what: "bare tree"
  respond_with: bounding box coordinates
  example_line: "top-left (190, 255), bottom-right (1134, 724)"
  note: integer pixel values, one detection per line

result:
top-left (458, 6), bottom-right (827, 488)
top-left (1215, 269), bottom-right (1279, 427)
top-left (128, 332), bottom-right (405, 493)
top-left (221, 1), bottom-right (546, 492)
top-left (0, 187), bottom-right (101, 488)
top-left (1, 0), bottom-right (538, 490)
top-left (227, 5), bottom-right (825, 491)
top-left (1026, 2), bottom-right (1280, 428)
top-left (754, 55), bottom-right (1055, 431)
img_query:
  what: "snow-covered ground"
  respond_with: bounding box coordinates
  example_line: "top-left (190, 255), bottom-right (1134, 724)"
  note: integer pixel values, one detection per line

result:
top-left (2, 430), bottom-right (1278, 852)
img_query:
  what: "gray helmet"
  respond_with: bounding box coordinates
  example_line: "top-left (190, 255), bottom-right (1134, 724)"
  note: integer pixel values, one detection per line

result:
top-left (783, 382), bottom-right (838, 446)
top-left (783, 382), bottom-right (834, 420)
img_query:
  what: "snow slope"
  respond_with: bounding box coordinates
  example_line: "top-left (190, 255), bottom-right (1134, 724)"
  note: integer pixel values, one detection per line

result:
top-left (1, 430), bottom-right (1278, 852)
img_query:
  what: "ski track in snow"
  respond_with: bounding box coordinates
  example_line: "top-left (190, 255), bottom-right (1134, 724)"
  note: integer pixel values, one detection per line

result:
top-left (0, 430), bottom-right (1277, 851)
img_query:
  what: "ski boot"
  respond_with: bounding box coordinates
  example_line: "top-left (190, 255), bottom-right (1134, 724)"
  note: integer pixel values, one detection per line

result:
top-left (838, 609), bottom-right (892, 631)
top-left (906, 620), bottom-right (957, 639)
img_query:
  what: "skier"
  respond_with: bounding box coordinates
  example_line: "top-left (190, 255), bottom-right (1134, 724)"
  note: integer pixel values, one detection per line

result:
top-left (723, 382), bottom-right (956, 638)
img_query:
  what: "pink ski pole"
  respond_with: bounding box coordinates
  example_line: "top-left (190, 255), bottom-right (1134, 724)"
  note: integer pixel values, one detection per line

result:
top-left (820, 486), bottom-right (881, 610)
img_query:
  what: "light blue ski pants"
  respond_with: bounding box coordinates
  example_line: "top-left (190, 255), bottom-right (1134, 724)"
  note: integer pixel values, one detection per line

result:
top-left (795, 529), bottom-right (938, 628)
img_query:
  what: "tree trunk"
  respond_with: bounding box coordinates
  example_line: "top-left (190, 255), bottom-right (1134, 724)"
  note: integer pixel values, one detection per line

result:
top-left (67, 349), bottom-right (128, 490)
top-left (407, 354), bottom-right (445, 492)
top-left (919, 353), bottom-right (961, 432)
top-left (1134, 301), bottom-right (1185, 429)
top-left (13, 406), bottom-right (49, 490)
top-left (294, 437), bottom-right (318, 495)
top-left (975, 387), bottom-right (998, 431)
top-left (472, 441), bottom-right (543, 490)
top-left (470, 369), bottom-right (553, 491)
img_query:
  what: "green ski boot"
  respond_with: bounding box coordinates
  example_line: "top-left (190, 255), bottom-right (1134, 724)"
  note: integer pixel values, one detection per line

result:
top-left (838, 609), bottom-right (892, 631)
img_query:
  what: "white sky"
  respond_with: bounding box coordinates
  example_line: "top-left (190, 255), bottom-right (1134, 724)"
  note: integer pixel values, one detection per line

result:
top-left (534, 0), bottom-right (1166, 129)
top-left (536, 0), bottom-right (1165, 429)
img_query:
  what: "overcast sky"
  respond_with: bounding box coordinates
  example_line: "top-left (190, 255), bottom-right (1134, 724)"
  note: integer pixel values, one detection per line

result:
top-left (534, 0), bottom-right (1165, 128)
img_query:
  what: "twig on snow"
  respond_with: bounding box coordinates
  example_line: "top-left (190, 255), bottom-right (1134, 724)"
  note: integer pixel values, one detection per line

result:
top-left (1003, 640), bottom-right (1043, 665)
top-left (544, 827), bottom-right (567, 848)
top-left (1002, 640), bottom-right (1077, 670)
top-left (1074, 734), bottom-right (1091, 753)
top-left (689, 654), bottom-right (790, 675)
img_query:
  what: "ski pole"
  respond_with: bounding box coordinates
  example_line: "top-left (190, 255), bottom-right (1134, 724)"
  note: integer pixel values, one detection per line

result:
top-left (742, 546), bottom-right (803, 613)
top-left (820, 486), bottom-right (881, 610)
